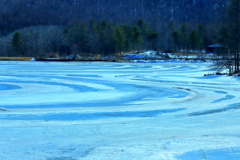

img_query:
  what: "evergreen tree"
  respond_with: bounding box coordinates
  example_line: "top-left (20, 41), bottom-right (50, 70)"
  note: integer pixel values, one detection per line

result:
top-left (146, 31), bottom-right (159, 50)
top-left (137, 19), bottom-right (148, 50)
top-left (198, 24), bottom-right (206, 49)
top-left (172, 30), bottom-right (180, 51)
top-left (189, 30), bottom-right (200, 50)
top-left (78, 24), bottom-right (89, 53)
top-left (12, 32), bottom-right (23, 56)
top-left (88, 19), bottom-right (98, 55)
top-left (180, 24), bottom-right (188, 51)
top-left (130, 26), bottom-right (143, 51)
top-left (113, 26), bottom-right (127, 53)
top-left (218, 26), bottom-right (230, 47)
top-left (96, 21), bottom-right (115, 55)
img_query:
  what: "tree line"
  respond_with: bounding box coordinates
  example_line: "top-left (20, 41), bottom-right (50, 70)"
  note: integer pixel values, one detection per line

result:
top-left (0, 20), bottom-right (160, 58)
top-left (0, 19), bottom-right (232, 59)
top-left (171, 24), bottom-right (211, 52)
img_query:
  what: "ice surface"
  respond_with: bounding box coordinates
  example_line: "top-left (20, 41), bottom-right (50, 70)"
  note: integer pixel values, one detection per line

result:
top-left (0, 61), bottom-right (240, 160)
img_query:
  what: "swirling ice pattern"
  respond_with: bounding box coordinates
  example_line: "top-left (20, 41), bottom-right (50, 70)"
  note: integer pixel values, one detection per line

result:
top-left (1, 61), bottom-right (240, 160)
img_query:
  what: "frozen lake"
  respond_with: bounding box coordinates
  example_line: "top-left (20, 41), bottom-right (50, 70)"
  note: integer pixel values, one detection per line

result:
top-left (0, 61), bottom-right (240, 160)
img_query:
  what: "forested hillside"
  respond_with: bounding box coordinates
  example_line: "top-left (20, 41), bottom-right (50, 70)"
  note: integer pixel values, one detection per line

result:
top-left (0, 0), bottom-right (232, 58)
top-left (0, 0), bottom-right (228, 34)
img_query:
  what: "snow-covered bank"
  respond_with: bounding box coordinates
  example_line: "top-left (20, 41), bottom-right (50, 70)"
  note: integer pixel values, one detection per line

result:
top-left (0, 61), bottom-right (240, 160)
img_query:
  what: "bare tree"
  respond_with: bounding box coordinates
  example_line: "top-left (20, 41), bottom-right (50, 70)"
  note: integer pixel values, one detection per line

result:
top-left (227, 0), bottom-right (240, 72)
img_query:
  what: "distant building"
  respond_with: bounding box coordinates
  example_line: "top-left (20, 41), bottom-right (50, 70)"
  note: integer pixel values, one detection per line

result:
top-left (206, 43), bottom-right (228, 55)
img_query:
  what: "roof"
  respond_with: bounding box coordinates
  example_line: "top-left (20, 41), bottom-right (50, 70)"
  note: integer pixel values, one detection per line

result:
top-left (207, 43), bottom-right (225, 48)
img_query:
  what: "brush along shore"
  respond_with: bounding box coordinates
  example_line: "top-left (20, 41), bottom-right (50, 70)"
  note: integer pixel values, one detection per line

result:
top-left (0, 57), bottom-right (32, 61)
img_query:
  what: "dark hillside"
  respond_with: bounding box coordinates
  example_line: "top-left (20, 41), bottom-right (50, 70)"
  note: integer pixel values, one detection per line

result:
top-left (0, 0), bottom-right (228, 35)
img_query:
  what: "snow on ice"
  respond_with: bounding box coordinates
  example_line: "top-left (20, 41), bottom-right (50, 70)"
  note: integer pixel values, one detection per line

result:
top-left (0, 61), bottom-right (240, 160)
